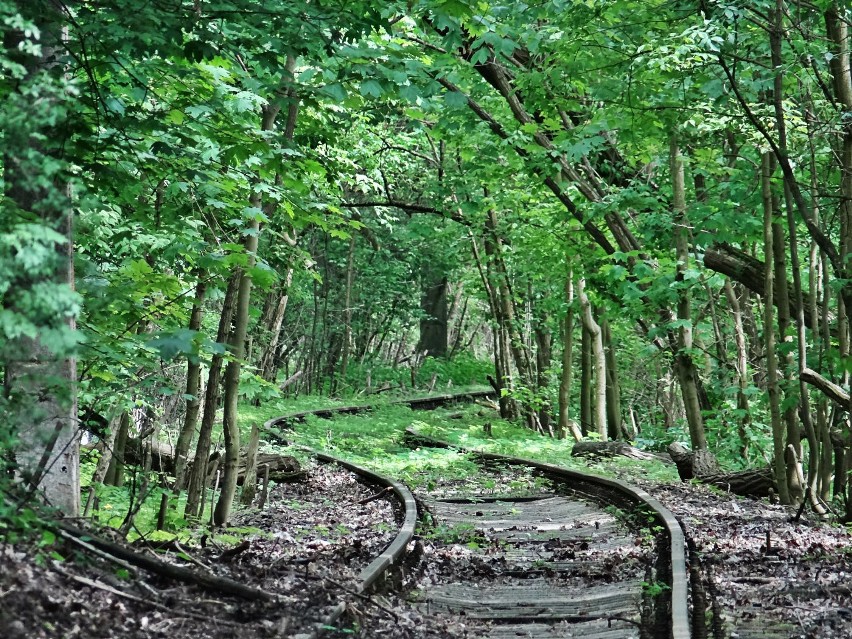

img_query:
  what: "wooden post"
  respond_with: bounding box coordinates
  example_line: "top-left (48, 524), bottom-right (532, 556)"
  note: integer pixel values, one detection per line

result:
top-left (257, 464), bottom-right (270, 510)
top-left (240, 424), bottom-right (261, 505)
top-left (156, 492), bottom-right (169, 531)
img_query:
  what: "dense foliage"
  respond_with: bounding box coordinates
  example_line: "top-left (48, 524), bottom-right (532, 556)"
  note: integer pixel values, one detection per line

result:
top-left (3, 0), bottom-right (852, 526)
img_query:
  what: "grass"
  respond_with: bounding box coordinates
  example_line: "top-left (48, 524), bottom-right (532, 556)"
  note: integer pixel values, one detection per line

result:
top-left (80, 389), bottom-right (677, 541)
top-left (412, 408), bottom-right (681, 483)
top-left (259, 399), bottom-right (680, 490)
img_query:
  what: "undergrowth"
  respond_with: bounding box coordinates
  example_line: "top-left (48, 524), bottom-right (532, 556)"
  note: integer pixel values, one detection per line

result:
top-left (74, 389), bottom-right (677, 542)
top-left (259, 400), bottom-right (680, 491)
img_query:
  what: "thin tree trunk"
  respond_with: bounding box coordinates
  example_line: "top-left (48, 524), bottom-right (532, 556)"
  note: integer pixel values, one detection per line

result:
top-left (448, 294), bottom-right (469, 358)
top-left (259, 266), bottom-right (294, 382)
top-left (215, 101), bottom-right (284, 526)
top-left (670, 135), bottom-right (707, 450)
top-left (173, 278), bottom-right (207, 492)
top-left (104, 412), bottom-right (130, 488)
top-left (558, 273), bottom-right (581, 440)
top-left (762, 151), bottom-right (791, 505)
top-left (580, 326), bottom-right (592, 437)
top-left (471, 232), bottom-right (516, 419)
top-left (724, 281), bottom-right (751, 456)
top-left (602, 316), bottom-right (623, 439)
top-left (534, 319), bottom-right (553, 436)
top-left (809, 147), bottom-right (834, 505)
top-left (578, 278), bottom-right (606, 440)
top-left (826, 3), bottom-right (852, 332)
top-left (417, 268), bottom-right (449, 358)
top-left (772, 220), bottom-right (803, 504)
top-left (484, 209), bottom-right (539, 431)
top-left (337, 235), bottom-right (356, 392)
top-left (84, 413), bottom-right (120, 517)
top-left (184, 272), bottom-right (239, 519)
top-left (240, 424), bottom-right (261, 506)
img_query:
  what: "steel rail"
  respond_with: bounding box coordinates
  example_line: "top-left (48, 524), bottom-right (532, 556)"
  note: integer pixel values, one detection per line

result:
top-left (262, 416), bottom-right (418, 639)
top-left (264, 390), bottom-right (688, 638)
top-left (405, 428), bottom-right (691, 639)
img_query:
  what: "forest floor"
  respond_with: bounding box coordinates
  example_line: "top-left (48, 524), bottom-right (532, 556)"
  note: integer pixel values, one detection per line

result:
top-left (629, 475), bottom-right (852, 639)
top-left (0, 463), bottom-right (469, 639)
top-left (2, 459), bottom-right (852, 638)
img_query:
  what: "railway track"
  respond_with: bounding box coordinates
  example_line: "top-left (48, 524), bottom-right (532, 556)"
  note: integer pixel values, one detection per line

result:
top-left (264, 392), bottom-right (690, 639)
top-left (405, 429), bottom-right (689, 639)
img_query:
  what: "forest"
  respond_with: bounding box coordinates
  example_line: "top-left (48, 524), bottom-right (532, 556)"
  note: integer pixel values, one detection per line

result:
top-left (2, 0), bottom-right (852, 637)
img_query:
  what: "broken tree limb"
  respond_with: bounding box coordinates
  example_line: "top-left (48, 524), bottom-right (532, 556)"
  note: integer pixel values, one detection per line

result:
top-left (57, 523), bottom-right (275, 601)
top-left (571, 441), bottom-right (671, 464)
top-left (801, 367), bottom-right (850, 409)
top-left (278, 370), bottom-right (302, 391)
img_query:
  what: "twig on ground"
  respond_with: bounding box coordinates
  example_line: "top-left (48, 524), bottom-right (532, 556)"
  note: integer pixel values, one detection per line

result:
top-left (55, 568), bottom-right (244, 628)
top-left (358, 486), bottom-right (393, 505)
top-left (308, 573), bottom-right (399, 622)
top-left (173, 541), bottom-right (210, 570)
top-left (57, 528), bottom-right (137, 577)
top-left (58, 523), bottom-right (276, 602)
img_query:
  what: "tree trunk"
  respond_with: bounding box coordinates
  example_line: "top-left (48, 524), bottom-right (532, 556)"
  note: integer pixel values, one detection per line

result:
top-left (173, 278), bottom-right (207, 492)
top-left (578, 278), bottom-right (606, 440)
top-left (762, 151), bottom-right (791, 505)
top-left (104, 412), bottom-right (130, 487)
top-left (580, 326), bottom-right (592, 437)
top-left (772, 221), bottom-right (803, 504)
top-left (602, 317), bottom-right (624, 440)
top-left (84, 412), bottom-right (120, 517)
top-left (336, 235), bottom-right (356, 392)
top-left (215, 102), bottom-right (283, 526)
top-left (258, 266), bottom-right (294, 382)
top-left (184, 272), bottom-right (239, 519)
top-left (239, 424), bottom-right (261, 506)
top-left (417, 270), bottom-right (449, 358)
top-left (471, 231), bottom-right (516, 420)
top-left (558, 273), bottom-right (581, 440)
top-left (668, 443), bottom-right (775, 498)
top-left (670, 135), bottom-right (707, 451)
top-left (534, 319), bottom-right (553, 436)
top-left (484, 209), bottom-right (539, 431)
top-left (723, 281), bottom-right (751, 456)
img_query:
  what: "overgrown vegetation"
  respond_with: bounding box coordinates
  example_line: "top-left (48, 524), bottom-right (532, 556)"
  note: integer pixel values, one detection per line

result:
top-left (5, 0), bottom-right (852, 535)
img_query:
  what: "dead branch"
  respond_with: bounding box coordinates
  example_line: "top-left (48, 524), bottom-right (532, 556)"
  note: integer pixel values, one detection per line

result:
top-left (801, 367), bottom-right (850, 409)
top-left (57, 523), bottom-right (275, 601)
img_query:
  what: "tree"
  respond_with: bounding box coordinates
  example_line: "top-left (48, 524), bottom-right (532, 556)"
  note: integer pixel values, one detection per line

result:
top-left (2, 1), bottom-right (81, 516)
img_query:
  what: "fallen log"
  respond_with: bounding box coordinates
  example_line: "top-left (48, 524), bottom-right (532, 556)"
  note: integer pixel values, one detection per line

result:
top-left (58, 523), bottom-right (275, 601)
top-left (571, 441), bottom-right (670, 463)
top-left (801, 367), bottom-right (850, 410)
top-left (667, 442), bottom-right (775, 497)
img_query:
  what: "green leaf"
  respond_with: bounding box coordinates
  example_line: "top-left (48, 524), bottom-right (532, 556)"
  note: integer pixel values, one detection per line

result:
top-left (359, 79), bottom-right (383, 98)
top-left (445, 90), bottom-right (468, 108)
top-left (322, 83), bottom-right (347, 102)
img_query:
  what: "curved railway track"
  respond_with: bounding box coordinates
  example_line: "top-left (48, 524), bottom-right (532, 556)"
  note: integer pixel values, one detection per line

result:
top-left (287, 452), bottom-right (417, 639)
top-left (264, 393), bottom-right (690, 639)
